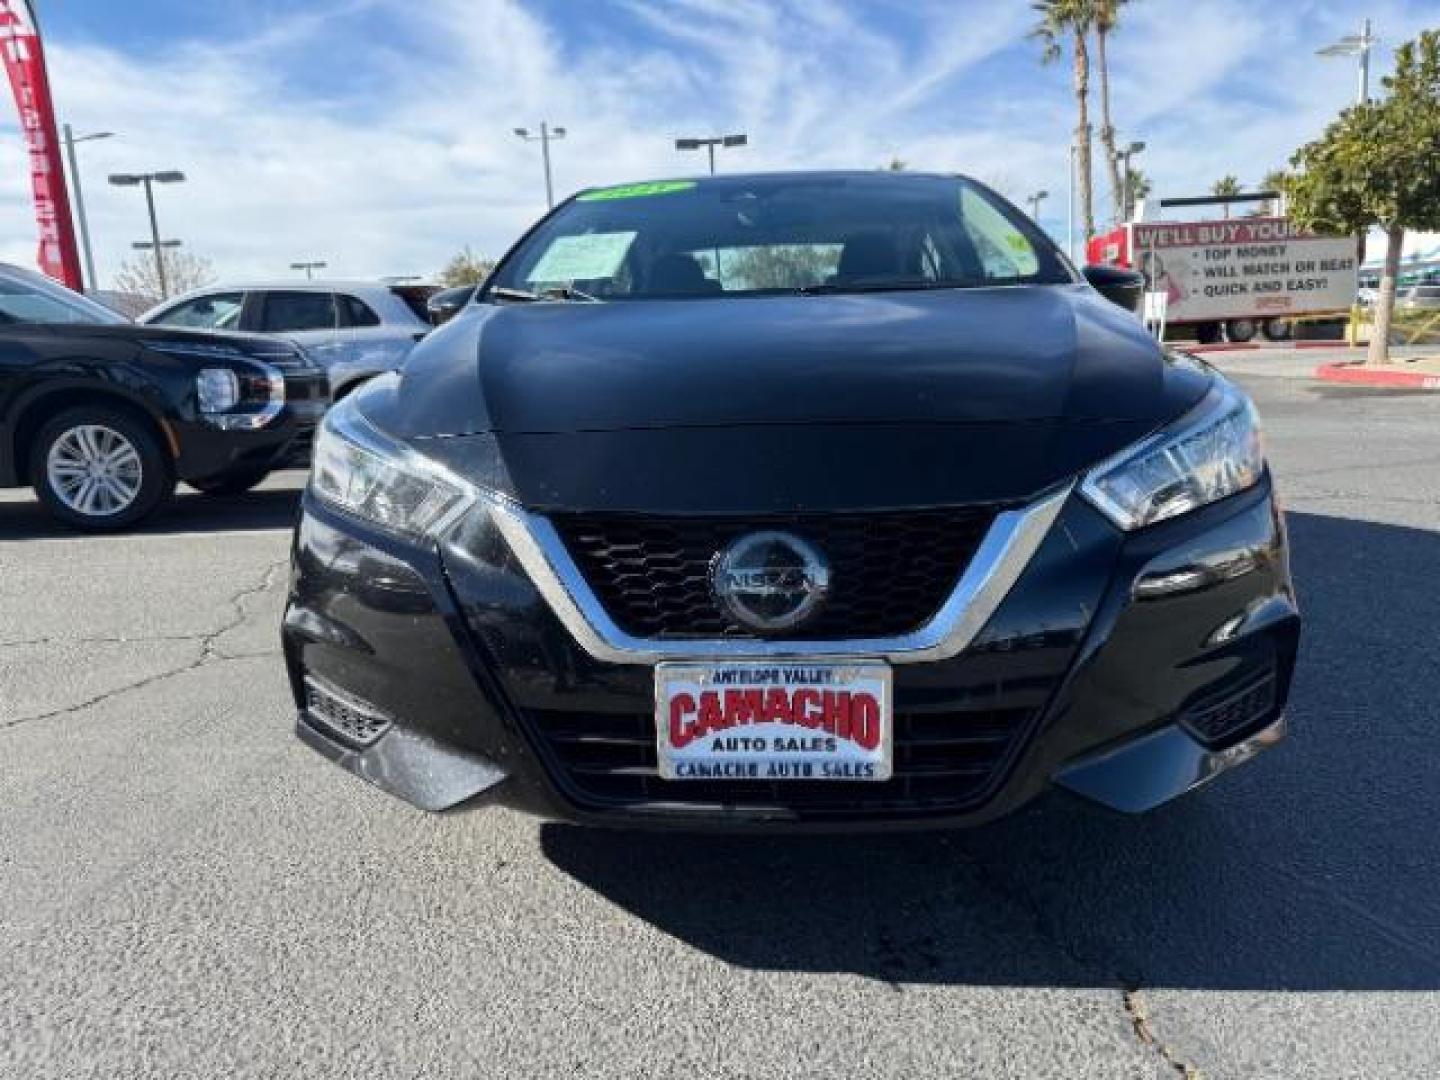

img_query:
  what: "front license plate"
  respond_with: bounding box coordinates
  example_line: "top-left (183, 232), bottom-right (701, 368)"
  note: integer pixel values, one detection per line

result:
top-left (655, 661), bottom-right (892, 782)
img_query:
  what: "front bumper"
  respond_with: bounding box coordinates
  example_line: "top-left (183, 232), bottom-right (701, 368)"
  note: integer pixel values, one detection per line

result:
top-left (175, 389), bottom-right (328, 481)
top-left (281, 479), bottom-right (1298, 830)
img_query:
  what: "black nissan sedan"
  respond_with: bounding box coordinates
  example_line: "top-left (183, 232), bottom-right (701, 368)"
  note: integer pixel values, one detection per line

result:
top-left (283, 171), bottom-right (1298, 829)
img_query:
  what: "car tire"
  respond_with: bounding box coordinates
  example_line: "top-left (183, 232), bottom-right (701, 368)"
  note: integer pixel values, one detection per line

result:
top-left (1262, 318), bottom-right (1292, 342)
top-left (188, 466), bottom-right (272, 496)
top-left (29, 405), bottom-right (174, 531)
top-left (1226, 319), bottom-right (1258, 343)
top-left (1195, 322), bottom-right (1223, 345)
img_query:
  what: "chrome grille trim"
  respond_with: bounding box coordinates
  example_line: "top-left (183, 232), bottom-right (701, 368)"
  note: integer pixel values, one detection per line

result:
top-left (486, 483), bottom-right (1073, 666)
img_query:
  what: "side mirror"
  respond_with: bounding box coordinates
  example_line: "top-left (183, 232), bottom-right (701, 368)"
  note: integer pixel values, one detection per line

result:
top-left (1083, 264), bottom-right (1145, 315)
top-left (427, 284), bottom-right (477, 325)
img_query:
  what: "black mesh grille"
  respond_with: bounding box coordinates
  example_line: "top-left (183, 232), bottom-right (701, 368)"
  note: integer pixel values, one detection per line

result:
top-left (527, 685), bottom-right (1043, 816)
top-left (305, 678), bottom-right (392, 747)
top-left (551, 508), bottom-right (999, 640)
top-left (1180, 670), bottom-right (1277, 746)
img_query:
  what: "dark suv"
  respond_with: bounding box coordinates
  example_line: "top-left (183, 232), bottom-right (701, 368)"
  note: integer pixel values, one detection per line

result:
top-left (0, 263), bottom-right (329, 530)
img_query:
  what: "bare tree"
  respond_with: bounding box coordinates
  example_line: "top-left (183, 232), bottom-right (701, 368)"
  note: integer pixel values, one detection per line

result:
top-left (113, 250), bottom-right (216, 307)
top-left (438, 246), bottom-right (496, 287)
top-left (727, 245), bottom-right (836, 291)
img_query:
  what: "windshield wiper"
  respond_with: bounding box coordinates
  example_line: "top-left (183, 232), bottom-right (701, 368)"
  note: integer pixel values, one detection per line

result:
top-left (541, 285), bottom-right (601, 302)
top-left (489, 287), bottom-right (541, 302)
top-left (488, 285), bottom-right (601, 303)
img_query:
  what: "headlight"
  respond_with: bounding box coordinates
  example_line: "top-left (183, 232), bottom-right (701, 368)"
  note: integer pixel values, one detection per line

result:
top-left (311, 398), bottom-right (478, 541)
top-left (197, 368), bottom-right (239, 413)
top-left (144, 340), bottom-right (286, 430)
top-left (1080, 379), bottom-right (1264, 530)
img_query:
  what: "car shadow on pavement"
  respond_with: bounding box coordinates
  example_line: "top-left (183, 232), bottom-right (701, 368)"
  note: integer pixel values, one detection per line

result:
top-left (542, 510), bottom-right (1440, 992)
top-left (0, 478), bottom-right (304, 540)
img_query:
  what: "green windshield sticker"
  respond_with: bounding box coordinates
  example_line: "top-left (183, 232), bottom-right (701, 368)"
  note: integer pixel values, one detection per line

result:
top-left (528, 231), bottom-right (637, 282)
top-left (578, 180), bottom-right (696, 202)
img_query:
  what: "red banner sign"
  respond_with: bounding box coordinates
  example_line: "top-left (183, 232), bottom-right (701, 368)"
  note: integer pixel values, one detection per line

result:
top-left (0, 1), bottom-right (82, 289)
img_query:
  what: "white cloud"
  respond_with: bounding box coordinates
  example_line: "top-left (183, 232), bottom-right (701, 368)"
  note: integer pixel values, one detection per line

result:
top-left (0, 0), bottom-right (1434, 285)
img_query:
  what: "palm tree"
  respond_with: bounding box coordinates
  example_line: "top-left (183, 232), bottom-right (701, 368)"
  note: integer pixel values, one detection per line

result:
top-left (1212, 174), bottom-right (1243, 219)
top-left (1260, 169), bottom-right (1288, 215)
top-left (1124, 165), bottom-right (1151, 220)
top-left (1032, 0), bottom-right (1098, 239)
top-left (1094, 0), bottom-right (1129, 222)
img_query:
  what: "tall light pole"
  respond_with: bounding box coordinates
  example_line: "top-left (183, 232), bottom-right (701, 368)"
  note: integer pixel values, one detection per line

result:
top-left (61, 126), bottom-right (113, 293)
top-left (108, 170), bottom-right (185, 298)
top-left (674, 133), bottom-right (747, 175)
top-left (1118, 140), bottom-right (1146, 223)
top-left (290, 260), bottom-right (327, 280)
top-left (1318, 18), bottom-right (1378, 104)
top-left (1026, 189), bottom-right (1049, 223)
top-left (1319, 20), bottom-right (1378, 269)
top-left (1068, 145), bottom-right (1076, 263)
top-left (514, 123), bottom-right (566, 208)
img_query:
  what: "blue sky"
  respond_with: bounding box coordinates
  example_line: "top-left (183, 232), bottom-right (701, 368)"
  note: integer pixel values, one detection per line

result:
top-left (2, 0), bottom-right (1434, 284)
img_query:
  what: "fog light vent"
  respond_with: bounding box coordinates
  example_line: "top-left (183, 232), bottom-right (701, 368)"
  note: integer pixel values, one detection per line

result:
top-left (1181, 672), bottom-right (1276, 747)
top-left (304, 676), bottom-right (393, 747)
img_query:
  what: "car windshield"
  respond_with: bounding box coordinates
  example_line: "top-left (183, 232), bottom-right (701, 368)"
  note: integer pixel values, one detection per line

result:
top-left (486, 173), bottom-right (1074, 301)
top-left (0, 266), bottom-right (129, 325)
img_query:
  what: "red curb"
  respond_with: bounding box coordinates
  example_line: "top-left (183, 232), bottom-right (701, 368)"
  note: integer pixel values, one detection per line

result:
top-left (1315, 362), bottom-right (1440, 390)
top-left (1186, 341), bottom-right (1362, 354)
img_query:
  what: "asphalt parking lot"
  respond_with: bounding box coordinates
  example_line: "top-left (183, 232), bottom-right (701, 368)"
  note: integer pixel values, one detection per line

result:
top-left (2, 371), bottom-right (1438, 1079)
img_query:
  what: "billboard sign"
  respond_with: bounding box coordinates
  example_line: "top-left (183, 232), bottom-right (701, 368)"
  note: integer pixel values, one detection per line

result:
top-left (1131, 217), bottom-right (1356, 323)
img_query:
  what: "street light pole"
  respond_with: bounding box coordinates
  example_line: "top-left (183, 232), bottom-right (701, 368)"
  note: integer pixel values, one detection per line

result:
top-left (514, 123), bottom-right (567, 208)
top-left (674, 134), bottom-right (748, 175)
top-left (60, 126), bottom-right (113, 292)
top-left (108, 170), bottom-right (185, 298)
top-left (1068, 145), bottom-right (1076, 263)
top-left (290, 260), bottom-right (327, 280)
top-left (140, 176), bottom-right (164, 294)
top-left (1026, 190), bottom-right (1049, 223)
top-left (1318, 18), bottom-right (1378, 104)
top-left (1117, 140), bottom-right (1146, 224)
top-left (1358, 17), bottom-right (1373, 103)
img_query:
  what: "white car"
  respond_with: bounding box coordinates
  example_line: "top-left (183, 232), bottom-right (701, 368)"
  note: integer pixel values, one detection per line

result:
top-left (139, 281), bottom-right (436, 398)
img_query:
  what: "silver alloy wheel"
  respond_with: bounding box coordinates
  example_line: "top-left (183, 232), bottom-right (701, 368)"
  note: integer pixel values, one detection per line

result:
top-left (45, 424), bottom-right (144, 517)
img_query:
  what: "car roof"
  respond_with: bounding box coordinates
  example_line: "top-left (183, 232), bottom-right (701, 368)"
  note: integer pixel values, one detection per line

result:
top-left (576, 169), bottom-right (970, 190)
top-left (138, 279), bottom-right (436, 326)
top-left (165, 280), bottom-right (426, 295)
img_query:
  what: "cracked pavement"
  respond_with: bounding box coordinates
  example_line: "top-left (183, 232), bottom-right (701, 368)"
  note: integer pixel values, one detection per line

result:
top-left (2, 373), bottom-right (1438, 1078)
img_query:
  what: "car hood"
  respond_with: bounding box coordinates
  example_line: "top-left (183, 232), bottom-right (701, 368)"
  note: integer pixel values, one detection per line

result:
top-left (38, 322), bottom-right (287, 353)
top-left (380, 285), bottom-right (1212, 513)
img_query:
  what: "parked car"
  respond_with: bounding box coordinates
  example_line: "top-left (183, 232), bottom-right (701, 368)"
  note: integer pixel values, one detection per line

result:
top-left (0, 262), bottom-right (328, 530)
top-left (139, 281), bottom-right (435, 399)
top-left (1398, 285), bottom-right (1440, 311)
top-left (427, 283), bottom-right (477, 324)
top-left (285, 171), bottom-right (1297, 829)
